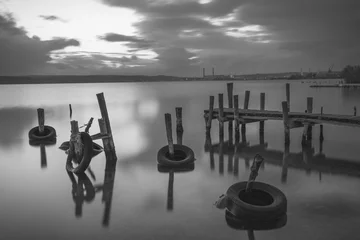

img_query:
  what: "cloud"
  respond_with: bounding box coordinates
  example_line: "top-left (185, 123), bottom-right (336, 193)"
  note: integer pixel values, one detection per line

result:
top-left (0, 13), bottom-right (80, 75)
top-left (39, 15), bottom-right (66, 22)
top-left (98, 33), bottom-right (155, 52)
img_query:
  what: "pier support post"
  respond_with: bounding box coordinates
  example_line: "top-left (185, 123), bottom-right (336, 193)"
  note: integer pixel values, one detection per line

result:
top-left (218, 93), bottom-right (224, 143)
top-left (286, 83), bottom-right (290, 111)
top-left (37, 108), bottom-right (45, 134)
top-left (354, 106), bottom-right (357, 116)
top-left (241, 91), bottom-right (250, 143)
top-left (319, 124), bottom-right (324, 154)
top-left (227, 83), bottom-right (234, 145)
top-left (219, 137), bottom-right (224, 176)
top-left (206, 96), bottom-right (214, 131)
top-left (165, 113), bottom-right (174, 158)
top-left (281, 101), bottom-right (290, 145)
top-left (175, 107), bottom-right (183, 145)
top-left (260, 93), bottom-right (265, 145)
top-left (306, 97), bottom-right (313, 141)
top-left (234, 95), bottom-right (240, 143)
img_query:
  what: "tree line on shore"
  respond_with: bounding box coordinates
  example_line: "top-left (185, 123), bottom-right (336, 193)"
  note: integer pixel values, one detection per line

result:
top-left (342, 65), bottom-right (360, 83)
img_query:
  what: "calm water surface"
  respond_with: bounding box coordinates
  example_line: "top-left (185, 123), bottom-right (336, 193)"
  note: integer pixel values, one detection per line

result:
top-left (1, 79), bottom-right (360, 240)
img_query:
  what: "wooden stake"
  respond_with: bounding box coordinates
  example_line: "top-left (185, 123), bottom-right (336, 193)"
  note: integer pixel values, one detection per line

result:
top-left (286, 83), bottom-right (290, 111)
top-left (242, 91), bottom-right (250, 143)
top-left (69, 104), bottom-right (72, 120)
top-left (70, 120), bottom-right (82, 162)
top-left (260, 93), bottom-right (265, 144)
top-left (84, 117), bottom-right (94, 133)
top-left (307, 97), bottom-right (313, 113)
top-left (97, 93), bottom-right (115, 151)
top-left (98, 118), bottom-right (110, 151)
top-left (165, 113), bottom-right (174, 158)
top-left (227, 83), bottom-right (234, 144)
top-left (37, 108), bottom-right (45, 134)
top-left (244, 90), bottom-right (250, 109)
top-left (282, 101), bottom-right (290, 145)
top-left (206, 96), bottom-right (214, 130)
top-left (218, 93), bottom-right (224, 142)
top-left (234, 95), bottom-right (240, 143)
top-left (175, 107), bottom-right (183, 133)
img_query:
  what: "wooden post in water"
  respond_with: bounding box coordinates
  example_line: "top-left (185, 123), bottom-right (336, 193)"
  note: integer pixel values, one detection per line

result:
top-left (70, 120), bottom-right (82, 162)
top-left (84, 117), bottom-right (94, 133)
top-left (241, 91), bottom-right (250, 143)
top-left (37, 108), bottom-right (45, 134)
top-left (206, 133), bottom-right (215, 171)
top-left (97, 93), bottom-right (116, 155)
top-left (98, 118), bottom-right (110, 151)
top-left (206, 96), bottom-right (214, 131)
top-left (40, 144), bottom-right (47, 169)
top-left (234, 95), bottom-right (240, 143)
top-left (175, 107), bottom-right (183, 145)
top-left (218, 93), bottom-right (224, 143)
top-left (354, 106), bottom-right (357, 116)
top-left (69, 104), bottom-right (73, 120)
top-left (228, 151), bottom-right (233, 173)
top-left (167, 171), bottom-right (174, 211)
top-left (282, 101), bottom-right (290, 145)
top-left (306, 97), bottom-right (313, 141)
top-left (286, 83), bottom-right (290, 111)
top-left (164, 113), bottom-right (174, 159)
top-left (227, 83), bottom-right (234, 145)
top-left (319, 124), bottom-right (324, 154)
top-left (260, 93), bottom-right (265, 145)
top-left (219, 126), bottom-right (224, 176)
top-left (281, 137), bottom-right (289, 184)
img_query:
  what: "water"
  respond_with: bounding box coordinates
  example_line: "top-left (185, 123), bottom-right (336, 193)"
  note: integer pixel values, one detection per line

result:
top-left (1, 79), bottom-right (360, 240)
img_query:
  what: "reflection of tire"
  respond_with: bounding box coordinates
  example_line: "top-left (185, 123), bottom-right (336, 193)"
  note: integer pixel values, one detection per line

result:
top-left (77, 173), bottom-right (96, 202)
top-left (225, 210), bottom-right (287, 230)
top-left (29, 138), bottom-right (57, 146)
top-left (66, 132), bottom-right (94, 174)
top-left (157, 163), bottom-right (195, 173)
top-left (157, 144), bottom-right (195, 167)
top-left (226, 181), bottom-right (287, 221)
top-left (28, 126), bottom-right (56, 141)
top-left (60, 140), bottom-right (103, 157)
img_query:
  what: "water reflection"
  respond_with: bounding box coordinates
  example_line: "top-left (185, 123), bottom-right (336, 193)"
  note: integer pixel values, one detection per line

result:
top-left (29, 139), bottom-right (57, 169)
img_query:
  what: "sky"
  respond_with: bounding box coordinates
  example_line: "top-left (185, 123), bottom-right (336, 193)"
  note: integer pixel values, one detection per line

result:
top-left (0, 0), bottom-right (359, 76)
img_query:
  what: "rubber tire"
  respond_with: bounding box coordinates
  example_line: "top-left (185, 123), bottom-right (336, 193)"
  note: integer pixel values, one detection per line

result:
top-left (225, 210), bottom-right (287, 230)
top-left (157, 144), bottom-right (195, 167)
top-left (66, 132), bottom-right (94, 174)
top-left (157, 163), bottom-right (195, 173)
top-left (29, 125), bottom-right (56, 141)
top-left (60, 140), bottom-right (103, 157)
top-left (29, 138), bottom-right (57, 146)
top-left (226, 181), bottom-right (287, 221)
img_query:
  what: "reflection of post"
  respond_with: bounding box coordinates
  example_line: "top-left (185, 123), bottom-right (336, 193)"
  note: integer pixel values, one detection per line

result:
top-left (234, 95), bottom-right (240, 143)
top-left (102, 158), bottom-right (117, 227)
top-left (281, 139), bottom-right (289, 184)
top-left (241, 91), bottom-right (250, 143)
top-left (228, 150), bottom-right (233, 173)
top-left (247, 229), bottom-right (256, 240)
top-left (233, 143), bottom-right (239, 177)
top-left (306, 97), bottom-right (313, 141)
top-left (245, 158), bottom-right (250, 169)
top-left (302, 140), bottom-right (312, 175)
top-left (219, 137), bottom-right (224, 175)
top-left (205, 133), bottom-right (215, 171)
top-left (167, 171), bottom-right (174, 211)
top-left (282, 101), bottom-right (290, 145)
top-left (319, 125), bottom-right (324, 154)
top-left (259, 93), bottom-right (265, 145)
top-left (227, 83), bottom-right (234, 145)
top-left (40, 144), bottom-right (47, 169)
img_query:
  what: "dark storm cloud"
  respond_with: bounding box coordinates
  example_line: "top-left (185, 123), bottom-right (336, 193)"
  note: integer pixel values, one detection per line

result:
top-left (0, 13), bottom-right (80, 75)
top-left (98, 33), bottom-right (155, 51)
top-left (39, 15), bottom-right (66, 22)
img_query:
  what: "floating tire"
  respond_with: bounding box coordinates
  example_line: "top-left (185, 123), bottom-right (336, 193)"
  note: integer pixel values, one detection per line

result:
top-left (60, 140), bottom-right (103, 157)
top-left (226, 181), bottom-right (287, 221)
top-left (29, 138), bottom-right (57, 146)
top-left (28, 125), bottom-right (56, 141)
top-left (225, 210), bottom-right (287, 231)
top-left (157, 144), bottom-right (195, 167)
top-left (66, 132), bottom-right (94, 174)
top-left (157, 163), bottom-right (195, 173)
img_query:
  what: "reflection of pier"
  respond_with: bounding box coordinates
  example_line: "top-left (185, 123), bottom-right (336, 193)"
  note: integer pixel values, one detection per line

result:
top-left (205, 136), bottom-right (360, 179)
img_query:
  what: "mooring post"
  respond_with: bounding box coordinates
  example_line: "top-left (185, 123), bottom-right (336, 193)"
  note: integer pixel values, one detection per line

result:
top-left (175, 107), bottom-right (183, 145)
top-left (218, 93), bottom-right (224, 142)
top-left (164, 113), bottom-right (174, 159)
top-left (227, 83), bottom-right (234, 145)
top-left (206, 96), bottom-right (214, 131)
top-left (69, 104), bottom-right (73, 120)
top-left (286, 83), bottom-right (290, 111)
top-left (233, 143), bottom-right (239, 177)
top-left (167, 170), bottom-right (174, 211)
top-left (260, 93), bottom-right (265, 145)
top-left (319, 124), bottom-right (324, 154)
top-left (98, 118), bottom-right (111, 151)
top-left (306, 97), bottom-right (313, 141)
top-left (354, 106), bottom-right (357, 116)
top-left (281, 101), bottom-right (290, 145)
top-left (234, 95), bottom-right (240, 143)
top-left (37, 108), bottom-right (45, 134)
top-left (96, 93), bottom-right (115, 152)
top-left (219, 132), bottom-right (224, 176)
top-left (40, 144), bottom-right (47, 169)
top-left (281, 139), bottom-right (289, 184)
top-left (241, 91), bottom-right (250, 142)
top-left (70, 120), bottom-right (82, 162)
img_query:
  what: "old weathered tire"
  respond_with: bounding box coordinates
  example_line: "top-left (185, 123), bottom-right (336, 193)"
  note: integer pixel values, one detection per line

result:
top-left (29, 125), bottom-right (56, 141)
top-left (60, 140), bottom-right (103, 157)
top-left (29, 138), bottom-right (57, 146)
top-left (157, 163), bottom-right (195, 173)
top-left (225, 210), bottom-right (287, 230)
top-left (66, 132), bottom-right (94, 174)
top-left (157, 144), bottom-right (195, 167)
top-left (226, 181), bottom-right (287, 221)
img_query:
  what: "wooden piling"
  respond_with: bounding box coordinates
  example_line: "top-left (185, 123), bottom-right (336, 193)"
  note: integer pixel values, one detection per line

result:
top-left (244, 91), bottom-right (250, 109)
top-left (70, 120), bottom-right (82, 162)
top-left (96, 93), bottom-right (115, 152)
top-left (281, 140), bottom-right (289, 184)
top-left (69, 104), bottom-right (72, 120)
top-left (234, 95), bottom-right (240, 143)
top-left (354, 106), bottom-right (357, 116)
top-left (37, 108), bottom-right (45, 134)
top-left (175, 107), bottom-right (183, 133)
top-left (260, 93), bottom-right (265, 145)
top-left (206, 134), bottom-right (215, 171)
top-left (167, 171), bottom-right (174, 211)
top-left (286, 83), bottom-right (290, 111)
top-left (206, 96), bottom-right (214, 130)
top-left (218, 93), bottom-right (224, 142)
top-left (241, 91), bottom-right (250, 143)
top-left (282, 101), bottom-right (290, 145)
top-left (40, 144), bottom-right (47, 169)
top-left (165, 113), bottom-right (174, 158)
top-left (306, 97), bottom-right (313, 140)
top-left (98, 118), bottom-right (111, 152)
top-left (319, 124), bottom-right (324, 154)
top-left (227, 83), bottom-right (234, 145)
